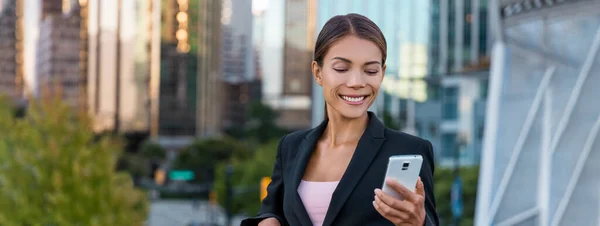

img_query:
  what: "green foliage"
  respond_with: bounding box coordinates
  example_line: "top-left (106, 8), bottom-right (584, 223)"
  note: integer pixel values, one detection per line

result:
top-left (382, 110), bottom-right (404, 130)
top-left (0, 97), bottom-right (149, 226)
top-left (433, 166), bottom-right (479, 226)
top-left (139, 140), bottom-right (166, 161)
top-left (213, 139), bottom-right (279, 215)
top-left (225, 101), bottom-right (289, 144)
top-left (172, 137), bottom-right (252, 183)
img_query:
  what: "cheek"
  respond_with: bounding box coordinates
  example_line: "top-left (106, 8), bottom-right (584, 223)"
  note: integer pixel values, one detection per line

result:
top-left (367, 77), bottom-right (383, 93)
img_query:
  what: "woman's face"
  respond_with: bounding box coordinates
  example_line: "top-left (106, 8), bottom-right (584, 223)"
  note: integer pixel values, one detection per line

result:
top-left (313, 35), bottom-right (385, 119)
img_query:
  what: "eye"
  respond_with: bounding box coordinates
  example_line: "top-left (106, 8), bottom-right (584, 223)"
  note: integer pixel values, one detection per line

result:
top-left (334, 68), bottom-right (348, 73)
top-left (365, 70), bottom-right (379, 75)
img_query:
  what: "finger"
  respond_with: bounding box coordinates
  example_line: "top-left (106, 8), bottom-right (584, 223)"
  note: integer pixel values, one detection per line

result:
top-left (375, 191), bottom-right (416, 216)
top-left (373, 197), bottom-right (410, 221)
top-left (416, 177), bottom-right (426, 198)
top-left (375, 188), bottom-right (408, 210)
top-left (386, 178), bottom-right (419, 202)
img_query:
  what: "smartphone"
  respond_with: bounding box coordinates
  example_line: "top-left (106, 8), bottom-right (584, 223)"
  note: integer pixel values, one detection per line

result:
top-left (381, 155), bottom-right (423, 200)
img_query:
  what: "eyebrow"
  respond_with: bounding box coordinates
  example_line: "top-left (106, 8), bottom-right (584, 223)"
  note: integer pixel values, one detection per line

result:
top-left (331, 57), bottom-right (381, 66)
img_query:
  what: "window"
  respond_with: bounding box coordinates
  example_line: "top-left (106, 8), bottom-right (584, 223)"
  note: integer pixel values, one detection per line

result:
top-left (443, 86), bottom-right (459, 120)
top-left (441, 132), bottom-right (457, 158)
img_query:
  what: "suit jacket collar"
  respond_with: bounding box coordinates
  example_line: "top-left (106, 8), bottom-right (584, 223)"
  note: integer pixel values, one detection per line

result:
top-left (291, 111), bottom-right (386, 226)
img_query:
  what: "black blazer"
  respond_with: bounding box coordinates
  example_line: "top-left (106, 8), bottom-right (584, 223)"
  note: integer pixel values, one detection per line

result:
top-left (241, 112), bottom-right (439, 226)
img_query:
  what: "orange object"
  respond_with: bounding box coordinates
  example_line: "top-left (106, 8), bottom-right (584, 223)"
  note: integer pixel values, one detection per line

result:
top-left (260, 177), bottom-right (271, 201)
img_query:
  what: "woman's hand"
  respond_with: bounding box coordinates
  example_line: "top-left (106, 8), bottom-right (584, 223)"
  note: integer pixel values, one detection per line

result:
top-left (373, 177), bottom-right (426, 226)
top-left (258, 217), bottom-right (281, 226)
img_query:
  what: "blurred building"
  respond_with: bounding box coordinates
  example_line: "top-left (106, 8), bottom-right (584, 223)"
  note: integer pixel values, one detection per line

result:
top-left (223, 80), bottom-right (262, 128)
top-left (0, 0), bottom-right (24, 100)
top-left (86, 0), bottom-right (154, 133)
top-left (36, 1), bottom-right (83, 108)
top-left (476, 0), bottom-right (600, 225)
top-left (275, 0), bottom-right (316, 130)
top-left (312, 0), bottom-right (490, 167)
top-left (221, 0), bottom-right (262, 130)
top-left (156, 0), bottom-right (222, 145)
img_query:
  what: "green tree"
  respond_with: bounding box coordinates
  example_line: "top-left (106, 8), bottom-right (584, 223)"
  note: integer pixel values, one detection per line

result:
top-left (433, 166), bottom-right (479, 226)
top-left (0, 97), bottom-right (149, 226)
top-left (225, 101), bottom-right (289, 144)
top-left (172, 137), bottom-right (252, 183)
top-left (382, 110), bottom-right (404, 130)
top-left (213, 139), bottom-right (279, 215)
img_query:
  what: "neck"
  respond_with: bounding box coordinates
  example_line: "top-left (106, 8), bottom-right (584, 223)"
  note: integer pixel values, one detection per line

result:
top-left (323, 109), bottom-right (369, 147)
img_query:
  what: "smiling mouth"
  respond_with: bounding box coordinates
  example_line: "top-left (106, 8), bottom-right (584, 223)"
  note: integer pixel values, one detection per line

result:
top-left (340, 95), bottom-right (368, 103)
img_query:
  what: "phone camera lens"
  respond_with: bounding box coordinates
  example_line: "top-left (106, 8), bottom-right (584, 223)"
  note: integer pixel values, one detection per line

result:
top-left (403, 162), bottom-right (410, 167)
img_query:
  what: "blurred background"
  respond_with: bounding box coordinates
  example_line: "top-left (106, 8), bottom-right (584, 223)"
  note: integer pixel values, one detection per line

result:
top-left (0, 0), bottom-right (598, 225)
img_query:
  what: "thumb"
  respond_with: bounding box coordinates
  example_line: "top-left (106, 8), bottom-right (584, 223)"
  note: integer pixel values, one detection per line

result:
top-left (416, 177), bottom-right (425, 197)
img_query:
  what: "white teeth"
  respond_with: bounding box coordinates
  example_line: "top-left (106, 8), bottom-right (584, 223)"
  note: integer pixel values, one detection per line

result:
top-left (341, 95), bottom-right (365, 102)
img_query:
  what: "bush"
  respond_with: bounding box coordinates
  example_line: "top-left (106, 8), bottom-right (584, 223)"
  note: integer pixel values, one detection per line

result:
top-left (213, 139), bottom-right (280, 215)
top-left (0, 97), bottom-right (149, 226)
top-left (172, 137), bottom-right (252, 183)
top-left (433, 166), bottom-right (479, 226)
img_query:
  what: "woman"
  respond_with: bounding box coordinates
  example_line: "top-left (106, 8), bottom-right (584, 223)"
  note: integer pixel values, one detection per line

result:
top-left (241, 13), bottom-right (439, 226)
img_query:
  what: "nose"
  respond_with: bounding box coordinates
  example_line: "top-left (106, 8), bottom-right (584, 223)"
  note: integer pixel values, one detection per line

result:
top-left (346, 70), bottom-right (366, 89)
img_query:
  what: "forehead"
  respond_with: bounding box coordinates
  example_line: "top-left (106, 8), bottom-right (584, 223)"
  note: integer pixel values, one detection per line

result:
top-left (324, 35), bottom-right (382, 63)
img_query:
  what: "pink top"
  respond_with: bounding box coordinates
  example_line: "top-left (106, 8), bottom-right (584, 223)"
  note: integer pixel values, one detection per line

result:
top-left (297, 180), bottom-right (340, 226)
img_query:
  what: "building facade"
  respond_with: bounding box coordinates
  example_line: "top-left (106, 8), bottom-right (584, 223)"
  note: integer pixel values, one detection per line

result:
top-left (36, 2), bottom-right (82, 108)
top-left (276, 0), bottom-right (316, 130)
top-left (0, 0), bottom-right (24, 100)
top-left (157, 0), bottom-right (222, 141)
top-left (220, 0), bottom-right (262, 131)
top-left (476, 0), bottom-right (600, 225)
top-left (86, 0), bottom-right (152, 133)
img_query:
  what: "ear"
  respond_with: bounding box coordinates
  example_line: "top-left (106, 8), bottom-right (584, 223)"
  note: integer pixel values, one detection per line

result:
top-left (312, 61), bottom-right (323, 86)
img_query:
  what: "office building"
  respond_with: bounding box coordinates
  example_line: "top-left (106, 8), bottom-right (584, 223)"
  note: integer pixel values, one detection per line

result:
top-left (86, 0), bottom-right (155, 133)
top-left (36, 1), bottom-right (83, 108)
top-left (274, 0), bottom-right (316, 130)
top-left (0, 0), bottom-right (24, 100)
top-left (157, 0), bottom-right (222, 142)
top-left (476, 0), bottom-right (600, 225)
top-left (221, 0), bottom-right (262, 130)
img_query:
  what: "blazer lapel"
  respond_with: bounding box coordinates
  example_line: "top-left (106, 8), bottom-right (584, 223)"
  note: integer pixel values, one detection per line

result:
top-left (322, 112), bottom-right (386, 226)
top-left (291, 119), bottom-right (328, 226)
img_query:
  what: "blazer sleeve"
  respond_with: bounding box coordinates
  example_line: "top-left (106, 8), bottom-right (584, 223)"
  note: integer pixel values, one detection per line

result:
top-left (240, 135), bottom-right (288, 226)
top-left (421, 140), bottom-right (440, 226)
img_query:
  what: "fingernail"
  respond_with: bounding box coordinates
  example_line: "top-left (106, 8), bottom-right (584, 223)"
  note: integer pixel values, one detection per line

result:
top-left (372, 201), bottom-right (375, 206)
top-left (374, 189), bottom-right (380, 195)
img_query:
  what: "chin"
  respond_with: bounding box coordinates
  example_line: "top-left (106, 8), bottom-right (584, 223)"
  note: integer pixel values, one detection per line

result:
top-left (338, 108), bottom-right (368, 119)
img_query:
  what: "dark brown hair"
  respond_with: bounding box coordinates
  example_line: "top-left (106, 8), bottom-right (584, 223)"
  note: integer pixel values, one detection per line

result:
top-left (314, 13), bottom-right (387, 67)
top-left (314, 14), bottom-right (387, 120)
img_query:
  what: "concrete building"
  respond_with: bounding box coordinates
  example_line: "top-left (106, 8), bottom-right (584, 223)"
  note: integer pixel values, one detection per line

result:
top-left (156, 0), bottom-right (222, 146)
top-left (0, 0), bottom-right (24, 100)
top-left (36, 1), bottom-right (82, 108)
top-left (476, 0), bottom-right (600, 225)
top-left (220, 0), bottom-right (262, 130)
top-left (86, 0), bottom-right (155, 133)
top-left (275, 0), bottom-right (316, 130)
